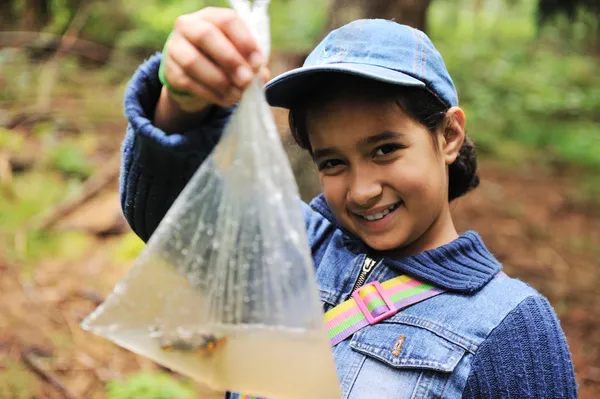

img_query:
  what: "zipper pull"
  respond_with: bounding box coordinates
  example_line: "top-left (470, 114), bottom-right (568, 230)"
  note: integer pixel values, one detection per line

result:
top-left (362, 257), bottom-right (375, 272)
top-left (351, 256), bottom-right (377, 295)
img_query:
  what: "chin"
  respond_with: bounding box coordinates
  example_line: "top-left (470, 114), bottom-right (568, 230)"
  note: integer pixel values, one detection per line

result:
top-left (362, 234), bottom-right (408, 252)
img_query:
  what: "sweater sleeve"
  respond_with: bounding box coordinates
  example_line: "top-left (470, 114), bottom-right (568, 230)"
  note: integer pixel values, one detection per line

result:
top-left (120, 53), bottom-right (234, 241)
top-left (462, 295), bottom-right (578, 399)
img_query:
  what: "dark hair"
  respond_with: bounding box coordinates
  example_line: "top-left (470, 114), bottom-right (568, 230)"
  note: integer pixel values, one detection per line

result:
top-left (288, 75), bottom-right (479, 202)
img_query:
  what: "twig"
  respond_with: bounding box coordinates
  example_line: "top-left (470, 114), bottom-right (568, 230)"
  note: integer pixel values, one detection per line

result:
top-left (1, 111), bottom-right (52, 129)
top-left (22, 349), bottom-right (77, 399)
top-left (36, 0), bottom-right (95, 113)
top-left (0, 31), bottom-right (111, 64)
top-left (32, 151), bottom-right (121, 230)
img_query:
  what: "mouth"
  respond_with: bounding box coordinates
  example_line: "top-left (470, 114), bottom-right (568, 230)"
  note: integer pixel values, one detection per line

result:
top-left (352, 201), bottom-right (403, 222)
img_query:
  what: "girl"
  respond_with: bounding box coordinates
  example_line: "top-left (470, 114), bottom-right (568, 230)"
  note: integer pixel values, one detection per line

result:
top-left (120, 7), bottom-right (578, 398)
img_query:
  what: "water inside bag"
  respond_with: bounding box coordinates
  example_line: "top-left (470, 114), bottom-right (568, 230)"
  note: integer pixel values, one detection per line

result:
top-left (96, 326), bottom-right (339, 399)
top-left (82, 249), bottom-right (340, 398)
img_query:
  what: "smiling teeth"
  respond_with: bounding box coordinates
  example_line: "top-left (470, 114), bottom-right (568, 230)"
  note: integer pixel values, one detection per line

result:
top-left (361, 203), bottom-right (400, 221)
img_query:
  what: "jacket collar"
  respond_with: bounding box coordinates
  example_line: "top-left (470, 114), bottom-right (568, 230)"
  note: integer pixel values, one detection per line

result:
top-left (309, 194), bottom-right (501, 293)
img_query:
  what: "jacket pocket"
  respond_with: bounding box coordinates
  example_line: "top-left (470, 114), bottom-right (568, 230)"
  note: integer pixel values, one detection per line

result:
top-left (350, 321), bottom-right (466, 373)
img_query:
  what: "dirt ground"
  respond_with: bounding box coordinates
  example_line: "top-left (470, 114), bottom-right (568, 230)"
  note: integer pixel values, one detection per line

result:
top-left (453, 163), bottom-right (600, 397)
top-left (1, 115), bottom-right (599, 397)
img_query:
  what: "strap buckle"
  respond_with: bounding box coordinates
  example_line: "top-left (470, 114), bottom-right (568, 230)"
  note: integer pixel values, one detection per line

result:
top-left (352, 281), bottom-right (397, 325)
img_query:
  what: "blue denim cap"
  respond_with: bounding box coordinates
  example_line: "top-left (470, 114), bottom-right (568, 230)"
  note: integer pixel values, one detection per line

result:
top-left (265, 19), bottom-right (458, 109)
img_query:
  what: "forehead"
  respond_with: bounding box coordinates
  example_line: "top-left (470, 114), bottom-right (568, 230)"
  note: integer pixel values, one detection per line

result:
top-left (306, 95), bottom-right (419, 149)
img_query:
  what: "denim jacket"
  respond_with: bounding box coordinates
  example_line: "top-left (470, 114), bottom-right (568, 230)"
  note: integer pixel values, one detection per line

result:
top-left (121, 54), bottom-right (577, 399)
top-left (225, 196), bottom-right (537, 399)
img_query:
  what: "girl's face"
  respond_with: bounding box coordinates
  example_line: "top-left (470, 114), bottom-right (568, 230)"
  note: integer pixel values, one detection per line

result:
top-left (307, 95), bottom-right (464, 257)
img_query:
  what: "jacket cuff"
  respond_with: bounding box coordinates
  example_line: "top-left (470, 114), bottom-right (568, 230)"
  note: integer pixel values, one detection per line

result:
top-left (122, 52), bottom-right (232, 164)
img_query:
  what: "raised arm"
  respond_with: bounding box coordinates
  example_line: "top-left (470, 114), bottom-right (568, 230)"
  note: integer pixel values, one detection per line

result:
top-left (120, 8), bottom-right (268, 241)
top-left (121, 54), bottom-right (235, 241)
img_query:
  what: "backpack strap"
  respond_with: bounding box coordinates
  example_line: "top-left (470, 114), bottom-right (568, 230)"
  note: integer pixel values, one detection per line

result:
top-left (325, 275), bottom-right (446, 346)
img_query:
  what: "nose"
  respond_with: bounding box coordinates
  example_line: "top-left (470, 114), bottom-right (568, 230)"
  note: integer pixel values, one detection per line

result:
top-left (347, 165), bottom-right (382, 208)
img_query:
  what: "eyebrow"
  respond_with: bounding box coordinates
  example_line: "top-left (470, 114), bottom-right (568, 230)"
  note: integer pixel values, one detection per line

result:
top-left (312, 131), bottom-right (407, 161)
top-left (358, 131), bottom-right (407, 147)
top-left (311, 147), bottom-right (337, 161)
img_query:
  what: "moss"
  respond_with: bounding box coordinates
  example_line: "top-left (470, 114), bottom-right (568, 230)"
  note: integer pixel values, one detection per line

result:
top-left (0, 361), bottom-right (40, 399)
top-left (106, 371), bottom-right (195, 399)
top-left (112, 232), bottom-right (145, 263)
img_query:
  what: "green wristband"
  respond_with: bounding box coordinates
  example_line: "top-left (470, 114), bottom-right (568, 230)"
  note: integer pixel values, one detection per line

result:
top-left (158, 32), bottom-right (192, 97)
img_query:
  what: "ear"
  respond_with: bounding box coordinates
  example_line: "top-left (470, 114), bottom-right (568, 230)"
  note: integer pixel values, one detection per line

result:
top-left (440, 107), bottom-right (466, 165)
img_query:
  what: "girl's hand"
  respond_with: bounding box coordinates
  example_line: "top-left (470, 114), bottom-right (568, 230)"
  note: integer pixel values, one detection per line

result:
top-left (154, 7), bottom-right (270, 132)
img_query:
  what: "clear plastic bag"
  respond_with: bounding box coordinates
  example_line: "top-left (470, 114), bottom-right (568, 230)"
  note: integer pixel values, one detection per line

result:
top-left (81, 1), bottom-right (340, 398)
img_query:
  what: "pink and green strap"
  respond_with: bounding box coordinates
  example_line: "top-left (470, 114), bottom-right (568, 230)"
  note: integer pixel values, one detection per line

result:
top-left (324, 272), bottom-right (507, 346)
top-left (324, 275), bottom-right (446, 346)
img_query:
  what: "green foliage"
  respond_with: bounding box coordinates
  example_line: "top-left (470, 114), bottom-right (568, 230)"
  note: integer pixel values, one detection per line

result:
top-left (106, 371), bottom-right (196, 399)
top-left (0, 127), bottom-right (25, 152)
top-left (0, 170), bottom-right (68, 230)
top-left (429, 0), bottom-right (600, 174)
top-left (48, 140), bottom-right (94, 178)
top-left (116, 0), bottom-right (205, 53)
top-left (0, 49), bottom-right (37, 103)
top-left (18, 229), bottom-right (92, 263)
top-left (112, 231), bottom-right (146, 262)
top-left (38, 0), bottom-right (327, 55)
top-left (48, 0), bottom-right (74, 33)
top-left (29, 119), bottom-right (98, 180)
top-left (269, 0), bottom-right (327, 51)
top-left (2, 227), bottom-right (92, 268)
top-left (83, 1), bottom-right (132, 47)
top-left (46, 0), bottom-right (131, 47)
top-left (0, 362), bottom-right (40, 399)
top-left (0, 168), bottom-right (90, 265)
top-left (6, 0), bottom-right (599, 199)
top-left (116, 0), bottom-right (326, 54)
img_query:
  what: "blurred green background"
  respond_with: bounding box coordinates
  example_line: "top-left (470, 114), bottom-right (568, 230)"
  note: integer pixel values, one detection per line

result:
top-left (1, 0), bottom-right (599, 398)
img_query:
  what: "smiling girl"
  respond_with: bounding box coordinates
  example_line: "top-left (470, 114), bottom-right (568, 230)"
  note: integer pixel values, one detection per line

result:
top-left (286, 77), bottom-right (470, 258)
top-left (120, 7), bottom-right (578, 398)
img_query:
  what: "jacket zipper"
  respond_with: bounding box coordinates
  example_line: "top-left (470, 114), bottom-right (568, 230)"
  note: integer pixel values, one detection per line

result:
top-left (350, 256), bottom-right (377, 294)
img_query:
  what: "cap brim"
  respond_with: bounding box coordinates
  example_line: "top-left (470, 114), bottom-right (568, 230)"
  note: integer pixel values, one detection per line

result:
top-left (265, 63), bottom-right (426, 109)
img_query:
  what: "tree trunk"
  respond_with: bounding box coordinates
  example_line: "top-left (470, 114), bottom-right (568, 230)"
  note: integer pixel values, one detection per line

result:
top-left (19, 0), bottom-right (51, 31)
top-left (0, 1), bottom-right (15, 31)
top-left (324, 0), bottom-right (432, 34)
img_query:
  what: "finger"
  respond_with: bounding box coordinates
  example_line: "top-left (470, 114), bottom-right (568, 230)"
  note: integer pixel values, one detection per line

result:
top-left (164, 51), bottom-right (238, 105)
top-left (177, 18), bottom-right (254, 88)
top-left (167, 33), bottom-right (235, 99)
top-left (194, 8), bottom-right (264, 69)
top-left (166, 58), bottom-right (243, 108)
top-left (259, 66), bottom-right (271, 84)
top-left (216, 89), bottom-right (244, 108)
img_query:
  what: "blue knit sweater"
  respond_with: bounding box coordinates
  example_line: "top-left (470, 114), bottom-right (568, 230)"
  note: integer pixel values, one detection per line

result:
top-left (120, 54), bottom-right (578, 398)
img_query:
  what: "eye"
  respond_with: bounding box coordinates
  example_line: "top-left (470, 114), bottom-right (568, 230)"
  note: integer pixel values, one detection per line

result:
top-left (318, 159), bottom-right (344, 171)
top-left (373, 144), bottom-right (402, 157)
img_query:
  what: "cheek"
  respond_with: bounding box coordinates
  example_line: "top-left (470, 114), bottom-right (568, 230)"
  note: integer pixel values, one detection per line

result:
top-left (388, 158), bottom-right (445, 200)
top-left (320, 176), bottom-right (347, 212)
